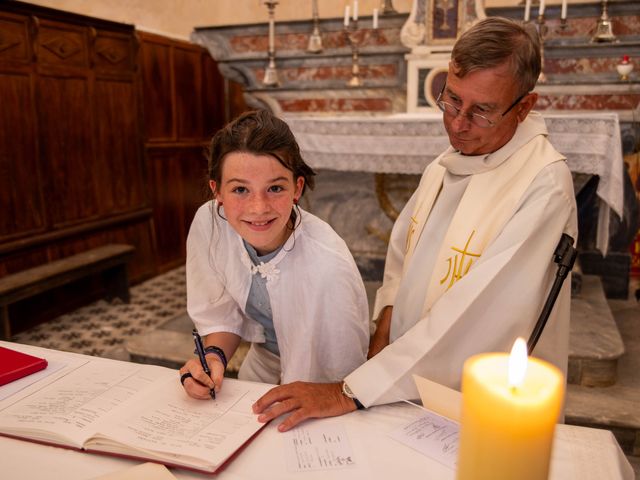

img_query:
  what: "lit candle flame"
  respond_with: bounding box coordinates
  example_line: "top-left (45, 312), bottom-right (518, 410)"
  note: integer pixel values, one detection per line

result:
top-left (508, 337), bottom-right (528, 388)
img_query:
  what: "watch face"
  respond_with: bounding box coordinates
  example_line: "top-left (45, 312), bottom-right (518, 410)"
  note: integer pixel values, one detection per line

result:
top-left (342, 381), bottom-right (354, 398)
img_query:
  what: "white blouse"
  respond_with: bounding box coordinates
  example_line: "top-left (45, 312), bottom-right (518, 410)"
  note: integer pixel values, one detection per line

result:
top-left (186, 202), bottom-right (370, 384)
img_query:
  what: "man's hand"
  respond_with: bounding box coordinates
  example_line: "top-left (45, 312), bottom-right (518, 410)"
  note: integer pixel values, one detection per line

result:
top-left (252, 382), bottom-right (357, 432)
top-left (368, 306), bottom-right (392, 359)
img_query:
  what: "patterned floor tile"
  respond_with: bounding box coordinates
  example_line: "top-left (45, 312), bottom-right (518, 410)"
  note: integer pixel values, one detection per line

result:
top-left (11, 266), bottom-right (187, 357)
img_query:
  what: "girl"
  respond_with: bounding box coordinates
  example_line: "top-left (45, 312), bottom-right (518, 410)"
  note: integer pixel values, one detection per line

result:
top-left (180, 110), bottom-right (370, 399)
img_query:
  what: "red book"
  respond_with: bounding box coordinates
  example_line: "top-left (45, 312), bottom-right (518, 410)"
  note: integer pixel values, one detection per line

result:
top-left (0, 346), bottom-right (48, 386)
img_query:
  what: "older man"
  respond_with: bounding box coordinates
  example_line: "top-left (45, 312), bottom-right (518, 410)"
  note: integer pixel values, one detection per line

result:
top-left (253, 17), bottom-right (578, 432)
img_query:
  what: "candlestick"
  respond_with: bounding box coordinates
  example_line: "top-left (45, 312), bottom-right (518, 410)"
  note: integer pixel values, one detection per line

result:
top-left (307, 0), bottom-right (323, 53)
top-left (380, 0), bottom-right (397, 15)
top-left (262, 1), bottom-right (279, 87)
top-left (457, 338), bottom-right (565, 480)
top-left (524, 0), bottom-right (531, 22)
top-left (344, 14), bottom-right (361, 87)
top-left (535, 13), bottom-right (548, 83)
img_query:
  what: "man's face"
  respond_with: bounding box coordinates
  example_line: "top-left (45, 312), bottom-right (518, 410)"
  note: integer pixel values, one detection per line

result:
top-left (441, 62), bottom-right (534, 156)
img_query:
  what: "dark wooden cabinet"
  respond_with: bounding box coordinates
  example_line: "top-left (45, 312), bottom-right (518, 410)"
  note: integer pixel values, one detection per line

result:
top-left (0, 2), bottom-right (155, 331)
top-left (139, 32), bottom-right (225, 272)
top-left (0, 2), bottom-right (227, 332)
top-left (0, 3), bottom-right (154, 281)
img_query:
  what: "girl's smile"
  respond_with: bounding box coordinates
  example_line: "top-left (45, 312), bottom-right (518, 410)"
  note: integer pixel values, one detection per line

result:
top-left (211, 151), bottom-right (304, 255)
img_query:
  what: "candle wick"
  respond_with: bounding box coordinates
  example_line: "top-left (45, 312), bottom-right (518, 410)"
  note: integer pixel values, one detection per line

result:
top-left (510, 385), bottom-right (517, 395)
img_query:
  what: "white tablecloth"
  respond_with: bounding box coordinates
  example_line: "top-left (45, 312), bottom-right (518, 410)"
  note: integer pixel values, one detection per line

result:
top-left (0, 342), bottom-right (634, 480)
top-left (285, 112), bottom-right (625, 255)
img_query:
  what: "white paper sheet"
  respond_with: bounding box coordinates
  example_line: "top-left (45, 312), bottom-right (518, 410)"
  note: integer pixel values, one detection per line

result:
top-left (284, 422), bottom-right (356, 472)
top-left (388, 410), bottom-right (460, 470)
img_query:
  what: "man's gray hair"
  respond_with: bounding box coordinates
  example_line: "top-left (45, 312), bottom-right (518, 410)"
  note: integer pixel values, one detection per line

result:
top-left (451, 17), bottom-right (541, 97)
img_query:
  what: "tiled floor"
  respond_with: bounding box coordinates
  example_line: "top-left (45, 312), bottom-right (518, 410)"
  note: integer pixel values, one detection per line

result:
top-left (11, 266), bottom-right (188, 358)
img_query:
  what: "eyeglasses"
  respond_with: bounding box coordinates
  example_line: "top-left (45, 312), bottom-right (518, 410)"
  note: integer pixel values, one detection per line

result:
top-left (436, 83), bottom-right (527, 128)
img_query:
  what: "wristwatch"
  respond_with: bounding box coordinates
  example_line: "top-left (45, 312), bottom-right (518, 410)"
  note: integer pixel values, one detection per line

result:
top-left (341, 381), bottom-right (365, 410)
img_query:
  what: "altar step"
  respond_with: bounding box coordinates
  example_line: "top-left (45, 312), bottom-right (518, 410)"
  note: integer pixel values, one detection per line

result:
top-left (564, 283), bottom-right (640, 458)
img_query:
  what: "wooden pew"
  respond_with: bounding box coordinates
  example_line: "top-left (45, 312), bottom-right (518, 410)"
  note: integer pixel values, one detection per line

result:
top-left (0, 244), bottom-right (135, 339)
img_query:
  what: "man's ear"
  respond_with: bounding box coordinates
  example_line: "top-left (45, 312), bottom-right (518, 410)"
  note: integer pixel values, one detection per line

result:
top-left (517, 92), bottom-right (538, 122)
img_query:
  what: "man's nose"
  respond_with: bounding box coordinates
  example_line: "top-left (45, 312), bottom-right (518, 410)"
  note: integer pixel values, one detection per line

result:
top-left (450, 110), bottom-right (472, 131)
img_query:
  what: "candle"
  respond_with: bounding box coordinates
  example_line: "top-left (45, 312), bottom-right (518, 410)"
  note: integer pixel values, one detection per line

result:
top-left (268, 16), bottom-right (275, 53)
top-left (524, 0), bottom-right (531, 21)
top-left (561, 0), bottom-right (568, 20)
top-left (456, 338), bottom-right (565, 480)
top-left (344, 5), bottom-right (350, 27)
top-left (538, 0), bottom-right (545, 16)
top-left (373, 8), bottom-right (378, 29)
top-left (353, 0), bottom-right (358, 21)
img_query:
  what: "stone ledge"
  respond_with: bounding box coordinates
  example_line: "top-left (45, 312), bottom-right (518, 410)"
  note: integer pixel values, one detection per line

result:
top-left (568, 275), bottom-right (625, 386)
top-left (127, 328), bottom-right (249, 373)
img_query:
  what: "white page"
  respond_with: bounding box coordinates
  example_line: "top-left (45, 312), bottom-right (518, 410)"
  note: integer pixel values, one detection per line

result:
top-left (0, 359), bottom-right (170, 447)
top-left (0, 358), bottom-right (66, 402)
top-left (284, 421), bottom-right (356, 472)
top-left (388, 410), bottom-right (460, 470)
top-left (86, 377), bottom-right (273, 469)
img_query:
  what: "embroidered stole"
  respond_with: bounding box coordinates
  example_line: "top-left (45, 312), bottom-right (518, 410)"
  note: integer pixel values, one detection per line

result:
top-left (403, 135), bottom-right (564, 316)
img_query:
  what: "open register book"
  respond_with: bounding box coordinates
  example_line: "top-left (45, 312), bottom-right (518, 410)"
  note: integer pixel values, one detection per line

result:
top-left (0, 347), bottom-right (273, 474)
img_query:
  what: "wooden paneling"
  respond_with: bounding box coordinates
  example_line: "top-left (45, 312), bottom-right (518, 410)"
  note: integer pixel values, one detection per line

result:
top-left (0, 2), bottom-right (227, 332)
top-left (0, 2), bottom-right (154, 289)
top-left (139, 32), bottom-right (225, 272)
top-left (174, 46), bottom-right (203, 141)
top-left (0, 71), bottom-right (44, 240)
top-left (93, 30), bottom-right (136, 74)
top-left (141, 40), bottom-right (174, 141)
top-left (0, 12), bottom-right (31, 64)
top-left (36, 19), bottom-right (89, 69)
top-left (94, 78), bottom-right (146, 214)
top-left (37, 74), bottom-right (98, 226)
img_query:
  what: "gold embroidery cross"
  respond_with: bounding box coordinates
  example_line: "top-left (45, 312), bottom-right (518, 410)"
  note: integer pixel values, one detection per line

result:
top-left (405, 216), bottom-right (418, 253)
top-left (439, 230), bottom-right (481, 290)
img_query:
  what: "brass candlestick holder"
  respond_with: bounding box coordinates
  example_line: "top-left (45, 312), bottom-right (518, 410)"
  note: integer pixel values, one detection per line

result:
top-left (380, 0), bottom-right (397, 15)
top-left (263, 1), bottom-right (280, 87)
top-left (344, 18), bottom-right (363, 87)
top-left (307, 0), bottom-right (323, 53)
top-left (533, 11), bottom-right (567, 84)
top-left (591, 0), bottom-right (617, 43)
top-left (535, 13), bottom-right (548, 83)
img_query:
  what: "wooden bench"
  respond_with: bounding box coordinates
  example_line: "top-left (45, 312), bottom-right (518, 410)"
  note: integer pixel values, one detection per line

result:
top-left (0, 244), bottom-right (135, 339)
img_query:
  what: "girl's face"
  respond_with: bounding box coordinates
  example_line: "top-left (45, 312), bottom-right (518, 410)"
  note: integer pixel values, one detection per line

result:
top-left (211, 151), bottom-right (304, 255)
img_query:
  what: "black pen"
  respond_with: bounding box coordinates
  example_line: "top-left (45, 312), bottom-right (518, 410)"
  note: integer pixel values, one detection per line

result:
top-left (192, 329), bottom-right (216, 400)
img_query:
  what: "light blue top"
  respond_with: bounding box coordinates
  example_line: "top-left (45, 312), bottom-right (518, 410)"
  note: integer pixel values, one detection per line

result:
top-left (243, 241), bottom-right (281, 356)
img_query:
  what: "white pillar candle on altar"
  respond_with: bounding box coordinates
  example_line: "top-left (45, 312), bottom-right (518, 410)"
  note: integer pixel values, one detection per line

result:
top-left (524, 0), bottom-right (531, 21)
top-left (353, 0), bottom-right (358, 21)
top-left (538, 0), bottom-right (546, 16)
top-left (456, 338), bottom-right (565, 480)
top-left (561, 0), bottom-right (568, 19)
top-left (344, 5), bottom-right (350, 26)
top-left (373, 8), bottom-right (378, 29)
